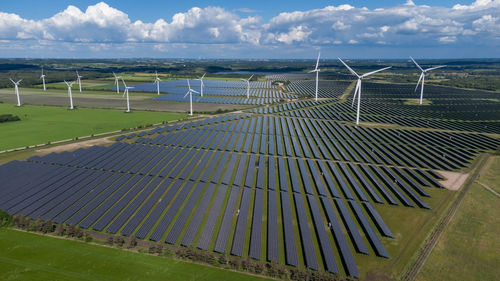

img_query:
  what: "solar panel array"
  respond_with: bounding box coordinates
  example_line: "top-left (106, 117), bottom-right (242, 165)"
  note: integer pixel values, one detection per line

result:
top-left (127, 79), bottom-right (296, 106)
top-left (1, 80), bottom-right (499, 278)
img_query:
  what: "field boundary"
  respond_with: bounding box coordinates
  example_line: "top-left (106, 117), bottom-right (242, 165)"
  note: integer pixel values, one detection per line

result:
top-left (401, 153), bottom-right (490, 281)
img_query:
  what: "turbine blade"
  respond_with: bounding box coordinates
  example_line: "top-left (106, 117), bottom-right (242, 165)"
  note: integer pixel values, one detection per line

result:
top-left (248, 74), bottom-right (254, 81)
top-left (315, 52), bottom-right (320, 69)
top-left (201, 73), bottom-right (206, 79)
top-left (338, 58), bottom-right (359, 77)
top-left (9, 78), bottom-right (14, 84)
top-left (415, 73), bottom-right (424, 92)
top-left (425, 65), bottom-right (446, 72)
top-left (184, 91), bottom-right (190, 98)
top-left (191, 89), bottom-right (199, 94)
top-left (187, 79), bottom-right (191, 89)
top-left (361, 66), bottom-right (392, 78)
top-left (352, 80), bottom-right (360, 107)
top-left (17, 79), bottom-right (22, 84)
top-left (410, 56), bottom-right (423, 72)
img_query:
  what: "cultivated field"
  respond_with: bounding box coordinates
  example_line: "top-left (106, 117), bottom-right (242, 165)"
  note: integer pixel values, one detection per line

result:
top-left (0, 104), bottom-right (186, 151)
top-left (0, 228), bottom-right (268, 281)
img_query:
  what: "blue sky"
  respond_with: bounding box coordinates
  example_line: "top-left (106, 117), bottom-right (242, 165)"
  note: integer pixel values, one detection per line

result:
top-left (0, 0), bottom-right (498, 59)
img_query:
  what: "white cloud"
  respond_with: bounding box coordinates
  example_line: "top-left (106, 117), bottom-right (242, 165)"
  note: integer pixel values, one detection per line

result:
top-left (0, 0), bottom-right (499, 55)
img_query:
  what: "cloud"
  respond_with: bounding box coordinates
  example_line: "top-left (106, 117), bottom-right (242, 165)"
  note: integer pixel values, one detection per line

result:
top-left (0, 1), bottom-right (499, 56)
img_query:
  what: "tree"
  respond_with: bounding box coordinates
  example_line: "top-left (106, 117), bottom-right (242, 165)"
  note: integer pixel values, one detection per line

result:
top-left (114, 236), bottom-right (125, 247)
top-left (106, 237), bottom-right (114, 246)
top-left (42, 220), bottom-right (54, 233)
top-left (84, 231), bottom-right (92, 242)
top-left (55, 224), bottom-right (65, 236)
top-left (67, 225), bottom-right (76, 237)
top-left (75, 226), bottom-right (84, 238)
top-left (127, 236), bottom-right (137, 249)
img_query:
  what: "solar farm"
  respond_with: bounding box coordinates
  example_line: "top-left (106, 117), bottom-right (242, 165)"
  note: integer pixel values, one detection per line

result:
top-left (1, 66), bottom-right (499, 280)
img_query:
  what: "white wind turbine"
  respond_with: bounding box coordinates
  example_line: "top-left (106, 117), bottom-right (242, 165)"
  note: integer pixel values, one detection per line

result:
top-left (9, 78), bottom-right (22, 107)
top-left (184, 79), bottom-right (199, 116)
top-left (410, 57), bottom-right (446, 105)
top-left (240, 74), bottom-right (254, 99)
top-left (40, 67), bottom-right (46, 91)
top-left (113, 72), bottom-right (121, 94)
top-left (154, 71), bottom-right (161, 95)
top-left (195, 73), bottom-right (206, 97)
top-left (309, 52), bottom-right (321, 101)
top-left (76, 71), bottom-right (83, 92)
top-left (121, 79), bottom-right (133, 113)
top-left (64, 81), bottom-right (75, 110)
top-left (338, 58), bottom-right (391, 125)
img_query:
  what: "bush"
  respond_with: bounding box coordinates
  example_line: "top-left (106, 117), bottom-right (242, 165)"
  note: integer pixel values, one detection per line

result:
top-left (127, 236), bottom-right (137, 249)
top-left (0, 114), bottom-right (21, 123)
top-left (55, 224), bottom-right (65, 236)
top-left (0, 209), bottom-right (12, 227)
top-left (106, 237), bottom-right (114, 245)
top-left (84, 231), bottom-right (92, 242)
top-left (114, 236), bottom-right (125, 247)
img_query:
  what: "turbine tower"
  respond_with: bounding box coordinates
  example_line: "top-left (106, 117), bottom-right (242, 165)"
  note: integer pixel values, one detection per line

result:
top-left (64, 81), bottom-right (75, 110)
top-left (40, 67), bottom-right (46, 91)
top-left (195, 73), bottom-right (206, 97)
top-left (338, 58), bottom-right (391, 125)
top-left (184, 79), bottom-right (199, 116)
top-left (309, 52), bottom-right (321, 101)
top-left (121, 79), bottom-right (133, 113)
top-left (9, 78), bottom-right (22, 107)
top-left (410, 57), bottom-right (446, 105)
top-left (76, 71), bottom-right (83, 92)
top-left (240, 74), bottom-right (254, 99)
top-left (113, 72), bottom-right (121, 94)
top-left (154, 71), bottom-right (161, 95)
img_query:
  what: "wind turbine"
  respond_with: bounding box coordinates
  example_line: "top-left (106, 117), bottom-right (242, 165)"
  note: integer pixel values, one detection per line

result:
top-left (195, 73), bottom-right (206, 97)
top-left (40, 67), bottom-right (46, 91)
top-left (154, 71), bottom-right (161, 95)
top-left (240, 74), bottom-right (254, 99)
top-left (338, 58), bottom-right (391, 125)
top-left (64, 81), bottom-right (75, 110)
top-left (76, 71), bottom-right (83, 92)
top-left (184, 79), bottom-right (199, 116)
top-left (410, 57), bottom-right (446, 105)
top-left (113, 72), bottom-right (120, 94)
top-left (309, 52), bottom-right (320, 101)
top-left (121, 79), bottom-right (133, 113)
top-left (9, 78), bottom-right (22, 107)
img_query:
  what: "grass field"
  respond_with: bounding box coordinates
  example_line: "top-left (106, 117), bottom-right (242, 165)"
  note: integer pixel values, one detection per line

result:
top-left (354, 187), bottom-right (456, 280)
top-left (0, 104), bottom-right (186, 150)
top-left (0, 228), bottom-right (268, 281)
top-left (415, 156), bottom-right (500, 281)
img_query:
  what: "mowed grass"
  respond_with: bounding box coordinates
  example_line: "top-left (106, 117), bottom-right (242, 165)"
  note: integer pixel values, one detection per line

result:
top-left (355, 187), bottom-right (456, 280)
top-left (0, 104), bottom-right (186, 150)
top-left (416, 156), bottom-right (500, 281)
top-left (0, 228), bottom-right (268, 281)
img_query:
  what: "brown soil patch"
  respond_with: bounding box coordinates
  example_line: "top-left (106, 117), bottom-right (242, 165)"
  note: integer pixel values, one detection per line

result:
top-left (35, 137), bottom-right (114, 154)
top-left (438, 170), bottom-right (469, 191)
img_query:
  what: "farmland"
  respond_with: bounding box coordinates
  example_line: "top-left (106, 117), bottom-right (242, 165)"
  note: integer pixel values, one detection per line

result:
top-left (0, 103), bottom-right (186, 151)
top-left (0, 228), bottom-right (268, 281)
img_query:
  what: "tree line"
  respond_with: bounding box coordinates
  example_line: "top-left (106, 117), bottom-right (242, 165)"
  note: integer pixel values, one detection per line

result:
top-left (0, 210), bottom-right (356, 281)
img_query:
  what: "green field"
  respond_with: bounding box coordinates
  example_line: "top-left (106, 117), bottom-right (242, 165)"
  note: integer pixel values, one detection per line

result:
top-left (0, 104), bottom-right (186, 150)
top-left (416, 156), bottom-right (500, 281)
top-left (0, 228), bottom-right (268, 281)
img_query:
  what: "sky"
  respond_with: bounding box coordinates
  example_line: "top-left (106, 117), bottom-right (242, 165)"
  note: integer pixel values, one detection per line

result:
top-left (0, 0), bottom-right (499, 59)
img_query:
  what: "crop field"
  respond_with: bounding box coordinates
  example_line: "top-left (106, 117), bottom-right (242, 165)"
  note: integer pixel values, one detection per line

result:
top-left (1, 73), bottom-right (499, 280)
top-left (0, 104), bottom-right (186, 150)
top-left (0, 228), bottom-right (267, 281)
